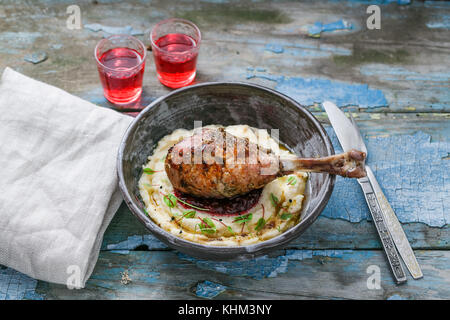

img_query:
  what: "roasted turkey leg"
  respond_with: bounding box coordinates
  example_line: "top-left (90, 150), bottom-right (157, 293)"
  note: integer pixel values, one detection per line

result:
top-left (165, 127), bottom-right (366, 199)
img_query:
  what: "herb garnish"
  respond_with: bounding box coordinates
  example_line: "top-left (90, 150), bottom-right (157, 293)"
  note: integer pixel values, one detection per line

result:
top-left (197, 217), bottom-right (216, 234)
top-left (182, 210), bottom-right (196, 219)
top-left (176, 210), bottom-right (196, 222)
top-left (160, 192), bottom-right (209, 211)
top-left (210, 218), bottom-right (235, 236)
top-left (170, 194), bottom-right (209, 211)
top-left (281, 212), bottom-right (292, 220)
top-left (255, 217), bottom-right (266, 231)
top-left (143, 168), bottom-right (159, 175)
top-left (270, 193), bottom-right (279, 208)
top-left (287, 176), bottom-right (297, 186)
top-left (233, 213), bottom-right (253, 224)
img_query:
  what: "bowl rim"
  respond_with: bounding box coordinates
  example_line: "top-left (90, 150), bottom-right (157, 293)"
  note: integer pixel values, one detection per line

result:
top-left (117, 81), bottom-right (336, 257)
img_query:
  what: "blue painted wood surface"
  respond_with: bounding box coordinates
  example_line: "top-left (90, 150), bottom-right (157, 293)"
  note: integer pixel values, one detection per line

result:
top-left (324, 130), bottom-right (449, 226)
top-left (248, 72), bottom-right (389, 108)
top-left (0, 0), bottom-right (448, 299)
top-left (27, 250), bottom-right (450, 300)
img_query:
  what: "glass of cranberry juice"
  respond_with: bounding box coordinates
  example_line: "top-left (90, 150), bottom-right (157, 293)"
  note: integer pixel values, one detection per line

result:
top-left (150, 18), bottom-right (201, 89)
top-left (95, 35), bottom-right (146, 105)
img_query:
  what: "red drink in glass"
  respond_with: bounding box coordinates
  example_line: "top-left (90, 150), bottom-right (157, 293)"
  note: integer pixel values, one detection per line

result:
top-left (95, 35), bottom-right (146, 105)
top-left (151, 19), bottom-right (201, 88)
top-left (154, 33), bottom-right (198, 86)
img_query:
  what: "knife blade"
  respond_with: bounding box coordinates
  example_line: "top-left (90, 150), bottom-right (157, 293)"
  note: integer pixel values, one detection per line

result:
top-left (323, 101), bottom-right (422, 282)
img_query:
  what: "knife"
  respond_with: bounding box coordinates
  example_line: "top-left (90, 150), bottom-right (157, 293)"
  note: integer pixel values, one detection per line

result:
top-left (323, 101), bottom-right (423, 283)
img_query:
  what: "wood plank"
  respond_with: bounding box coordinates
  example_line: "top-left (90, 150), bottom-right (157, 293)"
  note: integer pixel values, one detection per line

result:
top-left (0, 1), bottom-right (448, 112)
top-left (33, 249), bottom-right (450, 300)
top-left (102, 203), bottom-right (450, 252)
top-left (102, 116), bottom-right (449, 250)
top-left (0, 0), bottom-right (448, 301)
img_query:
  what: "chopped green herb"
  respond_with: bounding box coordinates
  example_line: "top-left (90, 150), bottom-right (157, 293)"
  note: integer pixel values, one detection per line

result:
top-left (163, 193), bottom-right (177, 208)
top-left (287, 176), bottom-right (297, 186)
top-left (182, 210), bottom-right (196, 219)
top-left (277, 226), bottom-right (282, 232)
top-left (270, 193), bottom-right (279, 208)
top-left (227, 226), bottom-right (235, 235)
top-left (281, 212), bottom-right (292, 220)
top-left (233, 213), bottom-right (253, 224)
top-left (143, 168), bottom-right (157, 175)
top-left (255, 217), bottom-right (266, 231)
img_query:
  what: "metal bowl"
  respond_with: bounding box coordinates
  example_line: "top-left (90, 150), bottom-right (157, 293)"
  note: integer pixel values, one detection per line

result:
top-left (117, 82), bottom-right (335, 260)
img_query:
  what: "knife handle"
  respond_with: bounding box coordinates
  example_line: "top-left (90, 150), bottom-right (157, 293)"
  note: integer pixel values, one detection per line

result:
top-left (358, 177), bottom-right (407, 284)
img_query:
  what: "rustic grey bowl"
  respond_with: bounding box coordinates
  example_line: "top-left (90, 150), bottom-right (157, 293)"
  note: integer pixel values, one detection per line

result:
top-left (117, 82), bottom-right (335, 261)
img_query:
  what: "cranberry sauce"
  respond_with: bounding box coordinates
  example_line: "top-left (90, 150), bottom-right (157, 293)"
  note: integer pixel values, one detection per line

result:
top-left (174, 188), bottom-right (262, 216)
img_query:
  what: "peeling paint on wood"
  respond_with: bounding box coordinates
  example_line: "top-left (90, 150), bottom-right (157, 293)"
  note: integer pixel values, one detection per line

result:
top-left (265, 43), bottom-right (284, 54)
top-left (178, 250), bottom-right (349, 280)
top-left (106, 234), bottom-right (168, 251)
top-left (307, 20), bottom-right (353, 38)
top-left (426, 15), bottom-right (450, 29)
top-left (84, 24), bottom-right (144, 36)
top-left (24, 51), bottom-right (47, 64)
top-left (27, 250), bottom-right (450, 300)
top-left (359, 65), bottom-right (450, 111)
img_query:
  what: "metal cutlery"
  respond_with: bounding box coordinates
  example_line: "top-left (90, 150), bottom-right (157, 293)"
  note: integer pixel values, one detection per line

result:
top-left (322, 101), bottom-right (423, 284)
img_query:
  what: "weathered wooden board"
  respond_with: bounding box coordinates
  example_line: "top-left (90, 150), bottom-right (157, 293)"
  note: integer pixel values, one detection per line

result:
top-left (102, 204), bottom-right (450, 252)
top-left (30, 250), bottom-right (450, 300)
top-left (101, 116), bottom-right (449, 252)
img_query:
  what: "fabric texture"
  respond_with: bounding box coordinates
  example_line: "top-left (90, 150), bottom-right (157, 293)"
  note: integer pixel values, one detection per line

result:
top-left (0, 68), bottom-right (133, 287)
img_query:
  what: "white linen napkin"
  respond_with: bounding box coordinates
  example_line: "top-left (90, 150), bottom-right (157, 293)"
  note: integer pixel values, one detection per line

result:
top-left (0, 68), bottom-right (133, 287)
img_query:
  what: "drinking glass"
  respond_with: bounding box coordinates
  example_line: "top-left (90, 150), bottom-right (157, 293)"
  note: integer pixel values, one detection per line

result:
top-left (150, 18), bottom-right (201, 88)
top-left (95, 35), bottom-right (146, 105)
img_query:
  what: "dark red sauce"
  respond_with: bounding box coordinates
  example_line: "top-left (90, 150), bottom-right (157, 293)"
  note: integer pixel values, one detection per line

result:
top-left (174, 188), bottom-right (262, 216)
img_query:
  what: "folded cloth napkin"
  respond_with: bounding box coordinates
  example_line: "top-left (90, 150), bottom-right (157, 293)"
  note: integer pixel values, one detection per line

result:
top-left (0, 68), bottom-right (133, 287)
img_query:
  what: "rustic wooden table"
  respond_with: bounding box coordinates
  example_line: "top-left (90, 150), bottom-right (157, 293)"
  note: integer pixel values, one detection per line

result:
top-left (0, 0), bottom-right (449, 300)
